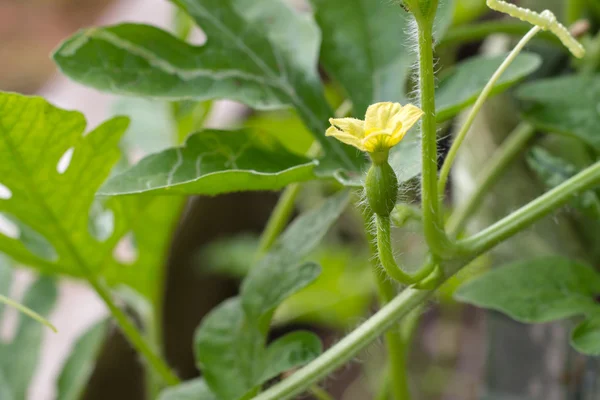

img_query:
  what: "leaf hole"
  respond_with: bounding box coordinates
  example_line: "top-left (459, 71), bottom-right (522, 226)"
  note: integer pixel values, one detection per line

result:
top-left (0, 213), bottom-right (57, 261)
top-left (0, 213), bottom-right (20, 239)
top-left (113, 232), bottom-right (138, 265)
top-left (0, 183), bottom-right (12, 200)
top-left (88, 200), bottom-right (115, 242)
top-left (187, 26), bottom-right (207, 46)
top-left (57, 147), bottom-right (74, 174)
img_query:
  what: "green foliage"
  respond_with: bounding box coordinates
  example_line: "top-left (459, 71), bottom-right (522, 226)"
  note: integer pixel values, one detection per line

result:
top-left (52, 0), bottom-right (359, 171)
top-left (56, 320), bottom-right (108, 400)
top-left (2, 0), bottom-right (596, 396)
top-left (517, 75), bottom-right (600, 149)
top-left (436, 52), bottom-right (542, 122)
top-left (527, 147), bottom-right (600, 264)
top-left (0, 271), bottom-right (58, 400)
top-left (571, 317), bottom-right (600, 355)
top-left (273, 246), bottom-right (373, 329)
top-left (456, 257), bottom-right (600, 323)
top-left (159, 378), bottom-right (216, 400)
top-left (99, 130), bottom-right (318, 196)
top-left (191, 191), bottom-right (348, 399)
top-left (309, 0), bottom-right (419, 115)
top-left (528, 148), bottom-right (600, 220)
top-left (0, 92), bottom-right (180, 303)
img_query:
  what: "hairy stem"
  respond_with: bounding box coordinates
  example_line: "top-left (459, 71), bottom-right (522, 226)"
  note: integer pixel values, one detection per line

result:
top-left (254, 286), bottom-right (432, 400)
top-left (416, 18), bottom-right (453, 257)
top-left (457, 161), bottom-right (600, 256)
top-left (446, 123), bottom-right (536, 236)
top-left (376, 215), bottom-right (436, 283)
top-left (365, 208), bottom-right (411, 400)
top-left (253, 160), bottom-right (600, 400)
top-left (438, 26), bottom-right (541, 197)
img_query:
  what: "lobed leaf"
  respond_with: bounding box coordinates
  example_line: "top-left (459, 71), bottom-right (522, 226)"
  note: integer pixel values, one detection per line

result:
top-left (99, 130), bottom-right (318, 196)
top-left (52, 0), bottom-right (360, 171)
top-left (241, 191), bottom-right (349, 318)
top-left (194, 191), bottom-right (348, 399)
top-left (455, 257), bottom-right (600, 323)
top-left (0, 92), bottom-right (183, 302)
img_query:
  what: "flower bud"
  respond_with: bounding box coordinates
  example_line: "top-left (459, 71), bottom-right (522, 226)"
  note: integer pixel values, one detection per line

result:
top-left (365, 162), bottom-right (399, 217)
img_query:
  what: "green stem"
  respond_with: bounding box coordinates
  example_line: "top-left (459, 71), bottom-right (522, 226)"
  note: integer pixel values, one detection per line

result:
top-left (446, 123), bottom-right (536, 236)
top-left (416, 19), bottom-right (453, 257)
top-left (439, 21), bottom-right (561, 48)
top-left (375, 374), bottom-right (390, 400)
top-left (254, 286), bottom-right (432, 400)
top-left (438, 26), bottom-right (541, 198)
top-left (255, 183), bottom-right (301, 258)
top-left (457, 161), bottom-right (600, 256)
top-left (376, 215), bottom-right (436, 284)
top-left (0, 293), bottom-right (57, 332)
top-left (364, 208), bottom-right (410, 400)
top-left (87, 276), bottom-right (180, 386)
top-left (253, 160), bottom-right (600, 400)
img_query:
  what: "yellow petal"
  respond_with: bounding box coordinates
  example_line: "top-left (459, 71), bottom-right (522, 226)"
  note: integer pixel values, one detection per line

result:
top-left (364, 102), bottom-right (403, 133)
top-left (328, 117), bottom-right (365, 138)
top-left (390, 104), bottom-right (424, 143)
top-left (361, 131), bottom-right (394, 153)
top-left (326, 126), bottom-right (363, 150)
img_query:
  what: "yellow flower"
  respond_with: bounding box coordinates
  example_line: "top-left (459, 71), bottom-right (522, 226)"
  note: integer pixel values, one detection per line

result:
top-left (326, 102), bottom-right (424, 153)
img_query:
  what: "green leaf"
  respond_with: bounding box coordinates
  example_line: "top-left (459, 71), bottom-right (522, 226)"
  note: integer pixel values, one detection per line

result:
top-left (56, 320), bottom-right (108, 400)
top-left (517, 75), bottom-right (600, 149)
top-left (455, 257), bottom-right (600, 323)
top-left (526, 147), bottom-right (600, 264)
top-left (244, 110), bottom-right (314, 157)
top-left (99, 129), bottom-right (317, 196)
top-left (241, 191), bottom-right (349, 318)
top-left (242, 262), bottom-right (321, 323)
top-left (52, 0), bottom-right (359, 171)
top-left (195, 298), bottom-right (264, 400)
top-left (261, 331), bottom-right (322, 382)
top-left (195, 192), bottom-right (346, 399)
top-left (527, 147), bottom-right (600, 220)
top-left (0, 256), bottom-right (13, 322)
top-left (158, 378), bottom-right (217, 400)
top-left (571, 317), bottom-right (600, 356)
top-left (0, 92), bottom-right (179, 302)
top-left (0, 370), bottom-right (14, 400)
top-left (310, 0), bottom-right (454, 117)
top-left (436, 52), bottom-right (542, 122)
top-left (0, 276), bottom-right (58, 400)
top-left (272, 247), bottom-right (373, 329)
